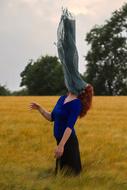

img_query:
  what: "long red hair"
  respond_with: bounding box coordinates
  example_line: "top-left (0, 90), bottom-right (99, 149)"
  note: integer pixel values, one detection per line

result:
top-left (78, 84), bottom-right (94, 118)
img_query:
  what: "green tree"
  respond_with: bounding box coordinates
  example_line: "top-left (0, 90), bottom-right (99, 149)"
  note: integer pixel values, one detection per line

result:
top-left (84, 3), bottom-right (127, 95)
top-left (0, 84), bottom-right (11, 96)
top-left (12, 88), bottom-right (28, 96)
top-left (20, 55), bottom-right (66, 95)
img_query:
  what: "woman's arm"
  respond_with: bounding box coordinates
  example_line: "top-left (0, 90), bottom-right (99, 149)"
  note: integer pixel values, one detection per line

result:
top-left (54, 127), bottom-right (72, 158)
top-left (30, 102), bottom-right (52, 122)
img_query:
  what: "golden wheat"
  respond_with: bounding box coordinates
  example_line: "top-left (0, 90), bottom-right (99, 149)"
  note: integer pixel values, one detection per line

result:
top-left (0, 96), bottom-right (127, 190)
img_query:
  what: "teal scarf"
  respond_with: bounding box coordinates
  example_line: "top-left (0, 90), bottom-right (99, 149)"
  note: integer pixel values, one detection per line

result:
top-left (57, 9), bottom-right (88, 95)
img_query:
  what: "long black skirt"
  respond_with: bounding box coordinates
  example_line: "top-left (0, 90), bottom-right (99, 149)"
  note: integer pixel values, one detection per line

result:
top-left (55, 134), bottom-right (82, 176)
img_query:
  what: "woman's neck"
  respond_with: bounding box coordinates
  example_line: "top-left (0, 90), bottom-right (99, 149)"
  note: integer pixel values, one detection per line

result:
top-left (67, 92), bottom-right (77, 99)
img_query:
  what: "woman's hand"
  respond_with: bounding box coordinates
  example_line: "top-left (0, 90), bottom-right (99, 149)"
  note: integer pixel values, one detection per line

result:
top-left (29, 102), bottom-right (52, 121)
top-left (29, 102), bottom-right (40, 111)
top-left (54, 144), bottom-right (64, 158)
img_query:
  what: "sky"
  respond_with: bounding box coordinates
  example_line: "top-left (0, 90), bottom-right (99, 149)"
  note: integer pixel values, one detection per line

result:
top-left (0, 0), bottom-right (126, 91)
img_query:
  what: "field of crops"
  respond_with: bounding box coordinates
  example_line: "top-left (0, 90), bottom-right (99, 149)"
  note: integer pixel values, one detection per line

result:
top-left (0, 96), bottom-right (127, 190)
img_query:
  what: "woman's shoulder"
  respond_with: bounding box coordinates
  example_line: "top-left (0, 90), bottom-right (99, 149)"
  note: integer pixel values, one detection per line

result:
top-left (70, 98), bottom-right (82, 110)
top-left (56, 95), bottom-right (65, 103)
top-left (72, 98), bottom-right (82, 106)
top-left (59, 95), bottom-right (66, 100)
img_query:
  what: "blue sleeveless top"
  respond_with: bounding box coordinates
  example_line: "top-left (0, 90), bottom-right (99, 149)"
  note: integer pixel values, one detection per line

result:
top-left (51, 95), bottom-right (82, 140)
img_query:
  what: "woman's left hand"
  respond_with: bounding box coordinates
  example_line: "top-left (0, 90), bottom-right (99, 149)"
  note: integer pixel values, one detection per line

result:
top-left (54, 145), bottom-right (64, 158)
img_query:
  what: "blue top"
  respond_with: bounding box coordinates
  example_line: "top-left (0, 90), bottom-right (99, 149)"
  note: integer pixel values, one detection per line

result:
top-left (51, 95), bottom-right (82, 140)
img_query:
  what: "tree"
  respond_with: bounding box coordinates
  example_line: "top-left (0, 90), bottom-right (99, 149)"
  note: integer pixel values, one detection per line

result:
top-left (84, 3), bottom-right (127, 95)
top-left (12, 88), bottom-right (28, 96)
top-left (0, 84), bottom-right (11, 96)
top-left (20, 55), bottom-right (66, 95)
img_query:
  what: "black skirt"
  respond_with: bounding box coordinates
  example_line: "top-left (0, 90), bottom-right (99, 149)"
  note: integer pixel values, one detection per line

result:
top-left (55, 134), bottom-right (82, 176)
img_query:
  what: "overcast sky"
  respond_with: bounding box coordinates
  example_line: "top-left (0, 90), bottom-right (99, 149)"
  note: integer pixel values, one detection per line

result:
top-left (0, 0), bottom-right (126, 91)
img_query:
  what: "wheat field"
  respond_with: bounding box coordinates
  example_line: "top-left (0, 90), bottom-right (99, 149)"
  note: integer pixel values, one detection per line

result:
top-left (0, 96), bottom-right (127, 190)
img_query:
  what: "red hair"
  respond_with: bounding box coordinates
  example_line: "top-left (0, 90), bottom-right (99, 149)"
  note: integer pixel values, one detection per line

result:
top-left (78, 84), bottom-right (94, 118)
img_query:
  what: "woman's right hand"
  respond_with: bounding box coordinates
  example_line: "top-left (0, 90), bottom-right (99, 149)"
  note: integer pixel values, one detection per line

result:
top-left (29, 102), bottom-right (40, 111)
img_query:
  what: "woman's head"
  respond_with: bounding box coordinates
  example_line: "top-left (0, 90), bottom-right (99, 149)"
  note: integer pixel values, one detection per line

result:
top-left (77, 84), bottom-right (94, 118)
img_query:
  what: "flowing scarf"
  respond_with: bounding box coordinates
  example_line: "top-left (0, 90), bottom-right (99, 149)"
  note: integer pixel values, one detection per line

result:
top-left (57, 8), bottom-right (88, 95)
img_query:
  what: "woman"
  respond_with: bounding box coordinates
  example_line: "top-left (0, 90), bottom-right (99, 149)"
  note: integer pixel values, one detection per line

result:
top-left (30, 84), bottom-right (93, 176)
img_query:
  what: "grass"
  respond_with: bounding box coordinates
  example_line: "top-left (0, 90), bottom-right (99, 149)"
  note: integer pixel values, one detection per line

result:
top-left (0, 96), bottom-right (127, 190)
